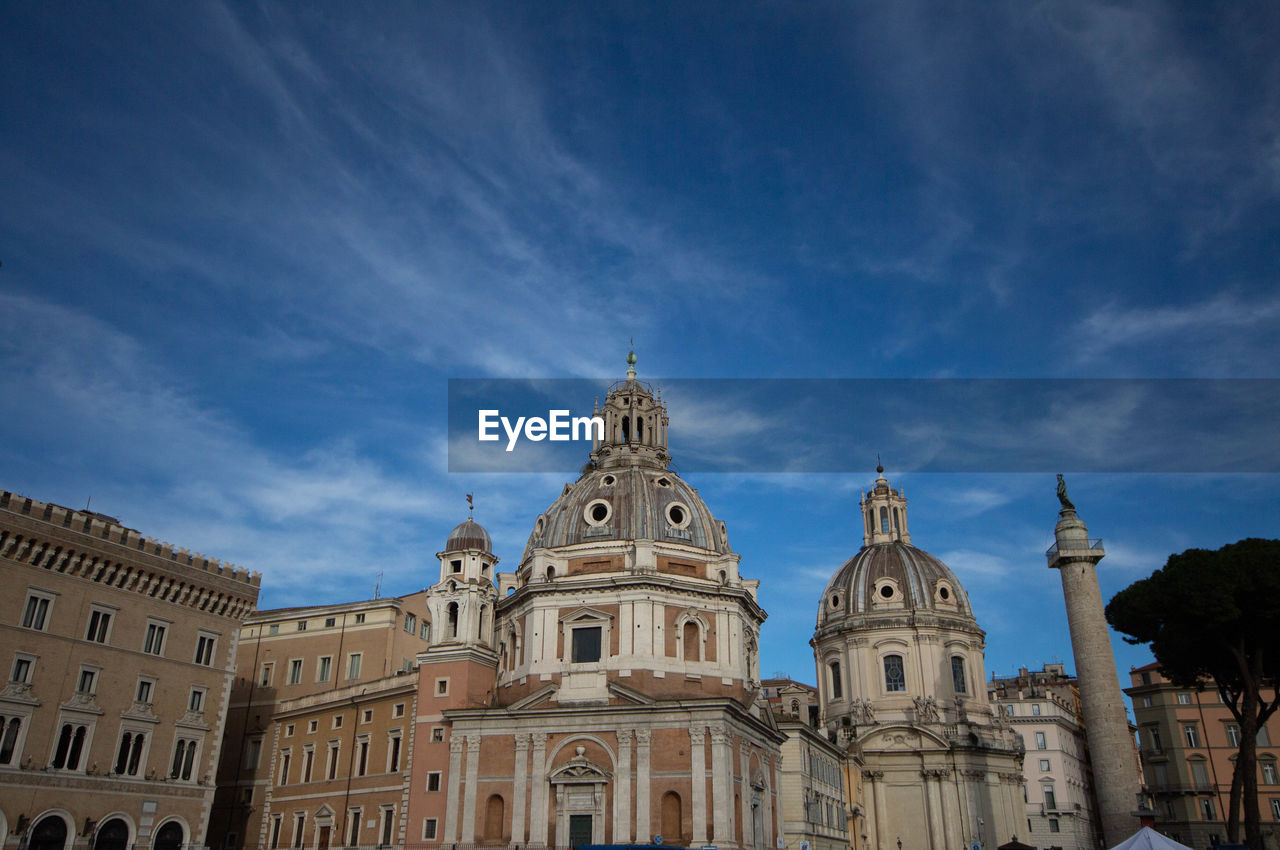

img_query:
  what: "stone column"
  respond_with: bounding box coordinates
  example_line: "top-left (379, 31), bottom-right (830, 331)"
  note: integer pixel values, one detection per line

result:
top-left (512, 734), bottom-right (530, 843)
top-left (636, 730), bottom-right (652, 843)
top-left (740, 742), bottom-right (753, 844)
top-left (614, 729), bottom-right (633, 842)
top-left (690, 726), bottom-right (708, 843)
top-left (866, 770), bottom-right (886, 850)
top-left (443, 736), bottom-right (465, 842)
top-left (530, 733), bottom-right (549, 845)
top-left (923, 770), bottom-right (945, 850)
top-left (711, 726), bottom-right (732, 843)
top-left (461, 733), bottom-right (482, 842)
top-left (762, 754), bottom-right (775, 848)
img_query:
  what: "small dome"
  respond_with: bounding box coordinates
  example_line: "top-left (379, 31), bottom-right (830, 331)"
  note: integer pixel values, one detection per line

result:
top-left (521, 467), bottom-right (730, 564)
top-left (819, 541), bottom-right (973, 625)
top-left (445, 518), bottom-right (492, 553)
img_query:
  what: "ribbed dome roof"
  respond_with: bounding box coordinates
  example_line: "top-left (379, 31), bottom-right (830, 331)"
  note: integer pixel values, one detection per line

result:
top-left (445, 518), bottom-right (492, 553)
top-left (818, 541), bottom-right (974, 625)
top-left (521, 467), bottom-right (730, 564)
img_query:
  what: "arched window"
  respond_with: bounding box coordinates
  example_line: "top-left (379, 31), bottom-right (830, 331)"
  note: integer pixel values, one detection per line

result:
top-left (622, 416), bottom-right (630, 442)
top-left (546, 566), bottom-right (556, 580)
top-left (866, 509), bottom-right (873, 535)
top-left (637, 417), bottom-right (643, 442)
top-left (951, 656), bottom-right (967, 693)
top-left (884, 655), bottom-right (906, 692)
top-left (790, 699), bottom-right (800, 716)
top-left (94, 819), bottom-right (130, 850)
top-left (477, 604), bottom-right (487, 639)
top-left (683, 621), bottom-right (700, 662)
top-left (0, 715), bottom-right (22, 764)
top-left (446, 602), bottom-right (458, 639)
top-left (893, 507), bottom-right (900, 531)
top-left (880, 507), bottom-right (890, 533)
top-left (30, 815), bottom-right (68, 850)
top-left (154, 822), bottom-right (184, 850)
top-left (829, 661), bottom-right (843, 699)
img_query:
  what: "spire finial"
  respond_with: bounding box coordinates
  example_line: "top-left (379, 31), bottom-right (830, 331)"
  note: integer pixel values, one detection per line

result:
top-left (466, 493), bottom-right (474, 518)
top-left (876, 454), bottom-right (884, 475)
top-left (626, 338), bottom-right (637, 380)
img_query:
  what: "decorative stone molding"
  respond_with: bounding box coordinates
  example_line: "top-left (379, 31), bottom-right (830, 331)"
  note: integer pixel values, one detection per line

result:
top-left (913, 695), bottom-right (941, 723)
top-left (862, 769), bottom-right (884, 780)
top-left (0, 682), bottom-right (38, 704)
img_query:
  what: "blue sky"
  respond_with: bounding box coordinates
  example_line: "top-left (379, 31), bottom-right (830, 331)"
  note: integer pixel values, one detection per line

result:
top-left (3, 2), bottom-right (1279, 695)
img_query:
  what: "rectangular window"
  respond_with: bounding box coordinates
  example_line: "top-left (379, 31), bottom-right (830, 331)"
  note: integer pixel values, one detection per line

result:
top-left (348, 810), bottom-right (361, 847)
top-left (143, 621), bottom-right (167, 655)
top-left (571, 626), bottom-right (602, 663)
top-left (404, 614), bottom-right (416, 634)
top-left (308, 719), bottom-right (318, 733)
top-left (293, 814), bottom-right (305, 849)
top-left (21, 592), bottom-right (53, 631)
top-left (362, 709), bottom-right (373, 724)
top-left (135, 677), bottom-right (154, 703)
top-left (1178, 692), bottom-right (1193, 705)
top-left (269, 624), bottom-right (279, 635)
top-left (326, 741), bottom-right (340, 780)
top-left (188, 687), bottom-right (206, 713)
top-left (279, 749), bottom-right (291, 784)
top-left (451, 559), bottom-right (462, 573)
top-left (1201, 798), bottom-right (1216, 820)
top-left (427, 771), bottom-right (441, 791)
top-left (357, 737), bottom-right (369, 776)
top-left (76, 667), bottom-right (98, 694)
top-left (354, 613), bottom-right (366, 624)
top-left (11, 655), bottom-right (35, 684)
top-left (1260, 727), bottom-right (1273, 747)
top-left (269, 816), bottom-right (282, 850)
top-left (333, 714), bottom-right (344, 729)
top-left (423, 818), bottom-right (438, 840)
top-left (347, 653), bottom-right (362, 680)
top-left (261, 663), bottom-right (274, 686)
top-left (884, 654), bottom-right (906, 692)
top-left (85, 608), bottom-right (113, 643)
top-left (388, 731), bottom-right (402, 772)
top-left (1263, 762), bottom-right (1279, 785)
top-left (297, 620), bottom-right (307, 631)
top-left (325, 617), bottom-right (336, 627)
top-left (317, 656), bottom-right (332, 682)
top-left (381, 807), bottom-right (394, 846)
top-left (951, 656), bottom-right (967, 693)
top-left (1032, 703), bottom-right (1042, 715)
top-left (1035, 732), bottom-right (1047, 750)
top-left (1049, 819), bottom-right (1060, 833)
top-left (1227, 724), bottom-right (1242, 747)
top-left (1271, 799), bottom-right (1280, 820)
top-left (1148, 726), bottom-right (1163, 753)
top-left (302, 746), bottom-right (314, 782)
top-left (1142, 696), bottom-right (1152, 707)
top-left (285, 723), bottom-right (295, 738)
top-left (194, 634), bottom-right (216, 666)
top-left (420, 622), bottom-right (430, 641)
top-left (1039, 759), bottom-right (1051, 772)
top-left (246, 737), bottom-right (262, 769)
top-left (1043, 786), bottom-right (1057, 810)
top-left (1184, 724), bottom-right (1201, 747)
top-left (288, 659), bottom-right (303, 685)
top-left (436, 678), bottom-right (449, 696)
top-left (1192, 760), bottom-right (1211, 787)
top-left (431, 727), bottom-right (444, 743)
top-left (393, 702), bottom-right (405, 718)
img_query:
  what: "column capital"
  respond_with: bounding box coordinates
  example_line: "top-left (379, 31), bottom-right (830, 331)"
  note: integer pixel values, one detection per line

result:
top-left (449, 737), bottom-right (466, 756)
top-left (862, 769), bottom-right (884, 780)
top-left (514, 734), bottom-right (530, 752)
top-left (710, 726), bottom-right (730, 746)
top-left (618, 728), bottom-right (633, 745)
top-left (635, 729), bottom-right (652, 745)
top-left (464, 732), bottom-right (483, 746)
top-left (531, 731), bottom-right (548, 749)
top-left (689, 726), bottom-right (705, 745)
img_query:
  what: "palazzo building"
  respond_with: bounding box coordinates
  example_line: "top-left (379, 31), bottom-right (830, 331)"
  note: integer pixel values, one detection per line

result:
top-left (813, 468), bottom-right (1027, 850)
top-left (0, 490), bottom-right (259, 850)
top-left (407, 356), bottom-right (786, 849)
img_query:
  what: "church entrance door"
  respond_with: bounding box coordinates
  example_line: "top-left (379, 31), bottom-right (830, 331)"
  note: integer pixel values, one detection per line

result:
top-left (568, 815), bottom-right (592, 848)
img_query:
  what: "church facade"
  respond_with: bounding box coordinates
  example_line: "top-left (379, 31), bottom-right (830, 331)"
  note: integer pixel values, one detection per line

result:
top-left (407, 358), bottom-right (786, 849)
top-left (813, 470), bottom-right (1027, 850)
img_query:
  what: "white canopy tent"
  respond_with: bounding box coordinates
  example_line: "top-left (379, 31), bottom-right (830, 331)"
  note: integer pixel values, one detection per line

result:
top-left (1109, 827), bottom-right (1197, 850)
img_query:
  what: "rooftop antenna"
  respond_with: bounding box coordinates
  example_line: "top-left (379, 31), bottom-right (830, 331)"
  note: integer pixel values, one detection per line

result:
top-left (466, 493), bottom-right (474, 518)
top-left (84, 496), bottom-right (92, 512)
top-left (373, 571), bottom-right (383, 600)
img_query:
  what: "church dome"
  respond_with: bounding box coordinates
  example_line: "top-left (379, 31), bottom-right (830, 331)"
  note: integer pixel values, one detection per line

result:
top-left (521, 466), bottom-right (730, 563)
top-left (445, 518), bottom-right (492, 553)
top-left (816, 468), bottom-right (974, 627)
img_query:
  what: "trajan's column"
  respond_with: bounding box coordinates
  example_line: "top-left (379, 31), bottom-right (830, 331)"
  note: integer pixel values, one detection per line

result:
top-left (1047, 475), bottom-right (1141, 846)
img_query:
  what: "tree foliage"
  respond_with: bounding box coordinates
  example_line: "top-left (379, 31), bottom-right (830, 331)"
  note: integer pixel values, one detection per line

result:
top-left (1106, 538), bottom-right (1280, 849)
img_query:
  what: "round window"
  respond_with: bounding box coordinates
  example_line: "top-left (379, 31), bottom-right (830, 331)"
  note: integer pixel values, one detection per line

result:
top-left (666, 502), bottom-right (690, 529)
top-left (601, 475), bottom-right (615, 486)
top-left (584, 500), bottom-right (611, 526)
top-left (830, 594), bottom-right (841, 608)
top-left (939, 586), bottom-right (950, 600)
top-left (879, 584), bottom-right (895, 599)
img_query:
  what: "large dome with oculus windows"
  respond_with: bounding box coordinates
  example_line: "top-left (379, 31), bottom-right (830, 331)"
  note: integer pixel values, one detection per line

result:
top-left (816, 466), bottom-right (976, 629)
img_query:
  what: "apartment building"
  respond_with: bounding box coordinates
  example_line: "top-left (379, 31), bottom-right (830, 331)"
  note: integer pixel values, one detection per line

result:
top-left (990, 664), bottom-right (1103, 850)
top-left (0, 490), bottom-right (259, 850)
top-left (208, 594), bottom-right (432, 850)
top-left (1126, 663), bottom-right (1280, 850)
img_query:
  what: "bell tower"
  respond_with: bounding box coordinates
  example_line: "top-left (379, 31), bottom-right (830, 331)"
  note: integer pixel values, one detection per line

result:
top-left (860, 463), bottom-right (912, 546)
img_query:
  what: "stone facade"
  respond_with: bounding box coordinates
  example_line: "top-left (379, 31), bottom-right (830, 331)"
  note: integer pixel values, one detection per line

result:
top-left (990, 664), bottom-right (1103, 850)
top-left (0, 490), bottom-right (259, 850)
top-left (813, 469), bottom-right (1027, 850)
